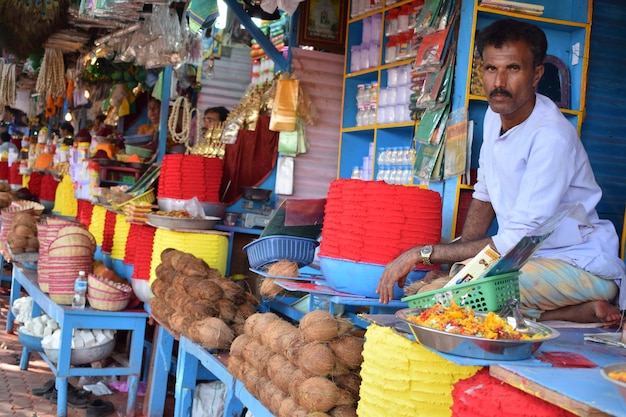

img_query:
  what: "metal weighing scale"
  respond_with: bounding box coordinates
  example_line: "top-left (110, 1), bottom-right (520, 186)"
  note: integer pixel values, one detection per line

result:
top-left (240, 187), bottom-right (275, 228)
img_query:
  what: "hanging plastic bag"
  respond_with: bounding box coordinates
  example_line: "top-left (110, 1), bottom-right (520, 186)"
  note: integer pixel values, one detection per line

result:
top-left (275, 156), bottom-right (294, 195)
top-left (278, 117), bottom-right (309, 156)
top-left (270, 77), bottom-right (299, 132)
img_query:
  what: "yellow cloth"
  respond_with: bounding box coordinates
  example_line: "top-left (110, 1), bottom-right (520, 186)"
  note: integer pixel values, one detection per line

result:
top-left (357, 324), bottom-right (481, 417)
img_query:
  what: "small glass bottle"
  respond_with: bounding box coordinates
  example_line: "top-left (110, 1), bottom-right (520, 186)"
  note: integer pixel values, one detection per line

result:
top-left (72, 271), bottom-right (87, 309)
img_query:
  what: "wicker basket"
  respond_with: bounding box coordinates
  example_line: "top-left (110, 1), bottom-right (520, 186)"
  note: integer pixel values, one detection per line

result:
top-left (87, 294), bottom-right (130, 311)
top-left (88, 273), bottom-right (132, 297)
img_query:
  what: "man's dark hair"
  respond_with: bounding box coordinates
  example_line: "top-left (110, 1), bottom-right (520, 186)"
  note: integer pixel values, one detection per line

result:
top-left (476, 19), bottom-right (547, 67)
top-left (0, 131), bottom-right (10, 143)
top-left (204, 106), bottom-right (230, 122)
top-left (95, 114), bottom-right (106, 123)
top-left (60, 122), bottom-right (74, 135)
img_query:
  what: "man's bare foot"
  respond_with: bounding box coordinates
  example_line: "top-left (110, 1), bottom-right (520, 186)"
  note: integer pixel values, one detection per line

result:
top-left (538, 301), bottom-right (623, 326)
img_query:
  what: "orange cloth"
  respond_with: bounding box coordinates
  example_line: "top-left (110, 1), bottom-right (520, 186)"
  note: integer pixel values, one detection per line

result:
top-left (94, 143), bottom-right (116, 159)
top-left (34, 153), bottom-right (54, 170)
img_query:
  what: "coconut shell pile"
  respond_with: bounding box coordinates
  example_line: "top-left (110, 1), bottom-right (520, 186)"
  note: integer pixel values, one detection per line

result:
top-left (149, 248), bottom-right (259, 350)
top-left (228, 309), bottom-right (364, 417)
top-left (6, 210), bottom-right (39, 255)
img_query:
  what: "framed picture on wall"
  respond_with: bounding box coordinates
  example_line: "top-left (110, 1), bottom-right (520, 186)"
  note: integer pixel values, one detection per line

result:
top-left (297, 0), bottom-right (347, 54)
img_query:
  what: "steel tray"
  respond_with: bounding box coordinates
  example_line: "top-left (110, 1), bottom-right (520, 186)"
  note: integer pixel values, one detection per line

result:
top-left (395, 307), bottom-right (560, 361)
top-left (146, 213), bottom-right (220, 231)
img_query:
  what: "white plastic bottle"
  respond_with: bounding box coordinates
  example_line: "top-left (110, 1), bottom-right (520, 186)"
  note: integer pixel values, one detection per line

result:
top-left (72, 271), bottom-right (87, 309)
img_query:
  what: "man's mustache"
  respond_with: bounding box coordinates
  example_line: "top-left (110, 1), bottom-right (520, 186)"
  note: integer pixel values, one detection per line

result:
top-left (489, 88), bottom-right (512, 98)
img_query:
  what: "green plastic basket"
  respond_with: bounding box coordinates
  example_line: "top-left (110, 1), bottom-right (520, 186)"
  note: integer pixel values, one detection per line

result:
top-left (401, 272), bottom-right (520, 312)
top-left (125, 144), bottom-right (154, 159)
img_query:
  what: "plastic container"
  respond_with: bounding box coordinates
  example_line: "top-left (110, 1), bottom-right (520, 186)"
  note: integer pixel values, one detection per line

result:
top-left (72, 271), bottom-right (87, 309)
top-left (319, 255), bottom-right (427, 299)
top-left (243, 235), bottom-right (320, 269)
top-left (401, 272), bottom-right (521, 312)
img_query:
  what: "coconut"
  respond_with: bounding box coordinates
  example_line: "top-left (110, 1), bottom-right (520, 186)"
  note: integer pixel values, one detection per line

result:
top-left (229, 334), bottom-right (250, 358)
top-left (259, 278), bottom-right (284, 299)
top-left (12, 224), bottom-right (35, 239)
top-left (288, 368), bottom-right (308, 399)
top-left (232, 323), bottom-right (245, 336)
top-left (267, 321), bottom-right (300, 355)
top-left (266, 259), bottom-right (300, 277)
top-left (278, 397), bottom-right (302, 417)
top-left (296, 376), bottom-right (340, 413)
top-left (155, 263), bottom-right (174, 280)
top-left (333, 372), bottom-right (361, 401)
top-left (297, 342), bottom-right (337, 377)
top-left (245, 291), bottom-right (260, 306)
top-left (329, 335), bottom-right (364, 370)
top-left (267, 353), bottom-right (298, 393)
top-left (250, 312), bottom-right (280, 341)
top-left (169, 312), bottom-right (187, 334)
top-left (336, 318), bottom-right (355, 336)
top-left (285, 338), bottom-right (306, 366)
top-left (215, 298), bottom-right (238, 323)
top-left (258, 381), bottom-right (285, 415)
top-left (190, 317), bottom-right (235, 349)
top-left (334, 388), bottom-right (357, 407)
top-left (211, 277), bottom-right (247, 305)
top-left (417, 277), bottom-right (451, 294)
top-left (240, 363), bottom-right (263, 397)
top-left (242, 340), bottom-right (273, 372)
top-left (330, 405), bottom-right (358, 417)
top-left (243, 312), bottom-right (262, 336)
top-left (261, 319), bottom-right (296, 348)
top-left (299, 310), bottom-right (339, 342)
top-left (194, 279), bottom-right (224, 302)
top-left (329, 361), bottom-right (350, 377)
top-left (182, 257), bottom-right (212, 277)
top-left (160, 248), bottom-right (178, 266)
top-left (183, 301), bottom-right (217, 321)
top-left (233, 302), bottom-right (258, 325)
top-left (227, 355), bottom-right (243, 380)
top-left (306, 413), bottom-right (331, 417)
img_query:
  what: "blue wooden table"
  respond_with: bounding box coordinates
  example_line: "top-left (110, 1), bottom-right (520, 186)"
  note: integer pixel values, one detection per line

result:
top-left (7, 266), bottom-right (149, 417)
top-left (490, 328), bottom-right (626, 417)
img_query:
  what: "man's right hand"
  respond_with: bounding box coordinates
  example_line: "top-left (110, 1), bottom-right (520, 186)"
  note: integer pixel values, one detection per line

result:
top-left (376, 247), bottom-right (422, 304)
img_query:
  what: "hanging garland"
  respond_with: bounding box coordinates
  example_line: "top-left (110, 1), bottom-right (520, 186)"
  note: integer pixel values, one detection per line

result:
top-left (167, 96), bottom-right (192, 146)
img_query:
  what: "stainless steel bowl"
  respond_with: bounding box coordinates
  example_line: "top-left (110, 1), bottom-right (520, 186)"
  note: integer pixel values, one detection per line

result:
top-left (395, 307), bottom-right (560, 361)
top-left (44, 338), bottom-right (115, 365)
top-left (158, 198), bottom-right (227, 219)
top-left (147, 213), bottom-right (220, 230)
top-left (601, 363), bottom-right (626, 402)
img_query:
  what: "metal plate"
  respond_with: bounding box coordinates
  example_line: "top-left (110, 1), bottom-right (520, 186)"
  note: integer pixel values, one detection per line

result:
top-left (395, 307), bottom-right (560, 361)
top-left (146, 213), bottom-right (220, 231)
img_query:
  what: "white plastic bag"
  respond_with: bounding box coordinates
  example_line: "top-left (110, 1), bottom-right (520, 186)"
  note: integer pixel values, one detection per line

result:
top-left (191, 381), bottom-right (227, 417)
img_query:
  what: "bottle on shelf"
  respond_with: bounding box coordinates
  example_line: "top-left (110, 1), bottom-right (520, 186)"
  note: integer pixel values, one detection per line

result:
top-left (72, 271), bottom-right (87, 309)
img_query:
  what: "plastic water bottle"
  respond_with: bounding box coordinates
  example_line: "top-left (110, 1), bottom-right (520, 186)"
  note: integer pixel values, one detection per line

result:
top-left (72, 271), bottom-right (87, 309)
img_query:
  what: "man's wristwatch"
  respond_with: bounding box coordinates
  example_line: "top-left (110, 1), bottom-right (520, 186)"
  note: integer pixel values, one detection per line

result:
top-left (420, 245), bottom-right (434, 266)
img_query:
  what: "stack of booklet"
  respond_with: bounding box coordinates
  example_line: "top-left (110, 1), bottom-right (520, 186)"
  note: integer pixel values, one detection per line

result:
top-left (480, 0), bottom-right (544, 16)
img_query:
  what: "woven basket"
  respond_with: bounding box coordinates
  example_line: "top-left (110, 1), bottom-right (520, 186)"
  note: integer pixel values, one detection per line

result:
top-left (87, 294), bottom-right (130, 311)
top-left (88, 273), bottom-right (132, 298)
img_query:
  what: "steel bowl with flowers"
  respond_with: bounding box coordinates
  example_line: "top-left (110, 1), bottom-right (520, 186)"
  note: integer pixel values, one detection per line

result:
top-left (395, 302), bottom-right (560, 360)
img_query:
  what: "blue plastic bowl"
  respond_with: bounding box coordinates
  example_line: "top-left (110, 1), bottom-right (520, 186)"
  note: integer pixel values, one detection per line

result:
top-left (243, 235), bottom-right (320, 269)
top-left (319, 256), bottom-right (427, 300)
top-left (18, 329), bottom-right (44, 352)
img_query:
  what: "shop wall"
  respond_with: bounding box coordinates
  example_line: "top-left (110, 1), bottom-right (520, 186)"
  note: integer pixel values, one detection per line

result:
top-left (583, 0), bottom-right (626, 243)
top-left (288, 47), bottom-right (344, 200)
top-left (196, 45), bottom-right (252, 113)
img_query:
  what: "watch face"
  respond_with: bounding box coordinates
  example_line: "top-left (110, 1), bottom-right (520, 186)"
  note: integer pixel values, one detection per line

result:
top-left (422, 246), bottom-right (433, 256)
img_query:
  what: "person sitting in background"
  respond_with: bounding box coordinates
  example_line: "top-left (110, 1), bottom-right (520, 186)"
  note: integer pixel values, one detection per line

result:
top-left (138, 97), bottom-right (161, 135)
top-left (59, 122), bottom-right (74, 145)
top-left (202, 106), bottom-right (230, 133)
top-left (90, 114), bottom-right (107, 137)
top-left (376, 19), bottom-right (626, 325)
top-left (0, 131), bottom-right (18, 157)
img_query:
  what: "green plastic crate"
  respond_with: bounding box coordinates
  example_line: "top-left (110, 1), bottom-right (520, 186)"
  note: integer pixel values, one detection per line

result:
top-left (401, 272), bottom-right (520, 312)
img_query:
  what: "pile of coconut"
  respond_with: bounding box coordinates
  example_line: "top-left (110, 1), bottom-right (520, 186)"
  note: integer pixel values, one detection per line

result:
top-left (149, 248), bottom-right (259, 350)
top-left (5, 210), bottom-right (39, 255)
top-left (228, 309), bottom-right (364, 417)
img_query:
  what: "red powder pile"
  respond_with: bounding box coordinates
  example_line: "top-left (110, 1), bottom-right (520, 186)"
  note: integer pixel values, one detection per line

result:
top-left (319, 179), bottom-right (442, 265)
top-left (9, 162), bottom-right (22, 186)
top-left (27, 171), bottom-right (42, 198)
top-left (451, 368), bottom-right (577, 417)
top-left (0, 162), bottom-right (8, 181)
top-left (157, 154), bottom-right (223, 202)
